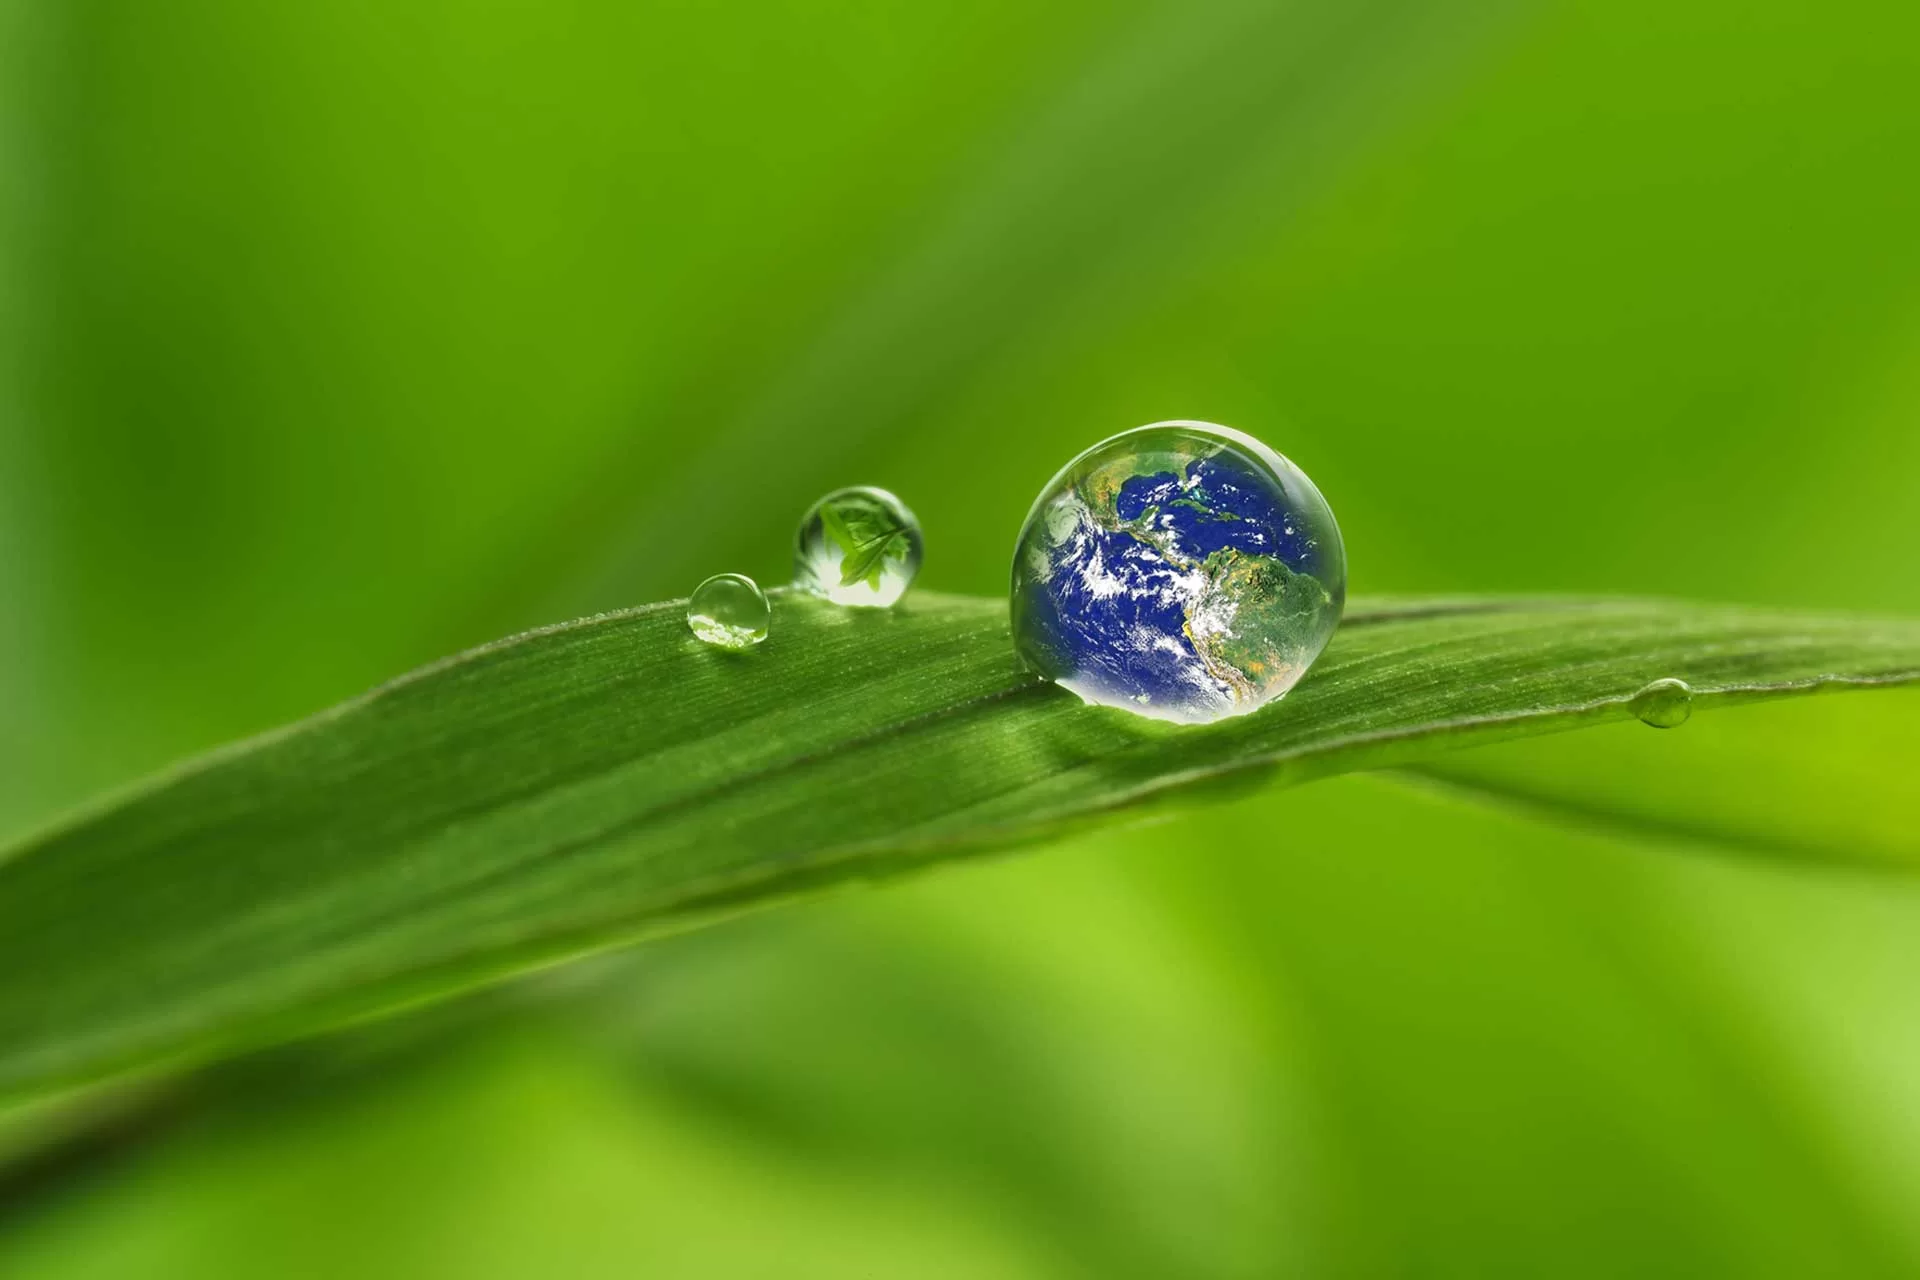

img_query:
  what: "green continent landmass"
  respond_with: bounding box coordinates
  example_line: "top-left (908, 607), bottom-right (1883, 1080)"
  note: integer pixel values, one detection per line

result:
top-left (1074, 459), bottom-right (1135, 526)
top-left (1075, 443), bottom-right (1209, 527)
top-left (1200, 553), bottom-right (1332, 694)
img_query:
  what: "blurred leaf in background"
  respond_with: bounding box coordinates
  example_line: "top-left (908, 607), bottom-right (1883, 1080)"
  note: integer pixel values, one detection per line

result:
top-left (3, 0), bottom-right (1920, 1275)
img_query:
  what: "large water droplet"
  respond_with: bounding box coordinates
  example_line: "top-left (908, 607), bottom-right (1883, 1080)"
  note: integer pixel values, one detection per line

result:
top-left (687, 573), bottom-right (770, 649)
top-left (794, 486), bottom-right (923, 607)
top-left (1630, 677), bottom-right (1693, 728)
top-left (1010, 420), bottom-right (1346, 724)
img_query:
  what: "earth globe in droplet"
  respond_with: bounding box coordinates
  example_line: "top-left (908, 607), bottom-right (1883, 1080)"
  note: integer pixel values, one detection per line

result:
top-left (1010, 421), bottom-right (1346, 724)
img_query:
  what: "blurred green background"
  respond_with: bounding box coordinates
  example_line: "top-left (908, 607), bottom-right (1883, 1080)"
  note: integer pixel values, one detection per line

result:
top-left (4, 0), bottom-right (1920, 1274)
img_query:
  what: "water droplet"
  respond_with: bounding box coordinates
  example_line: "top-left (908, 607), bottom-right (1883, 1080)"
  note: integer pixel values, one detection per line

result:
top-left (1010, 420), bottom-right (1346, 724)
top-left (793, 486), bottom-right (923, 607)
top-left (1630, 677), bottom-right (1693, 728)
top-left (687, 573), bottom-right (769, 649)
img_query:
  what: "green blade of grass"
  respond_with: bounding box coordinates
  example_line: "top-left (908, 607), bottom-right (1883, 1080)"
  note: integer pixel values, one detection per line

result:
top-left (1, 592), bottom-right (1916, 1104)
top-left (1393, 682), bottom-right (1920, 871)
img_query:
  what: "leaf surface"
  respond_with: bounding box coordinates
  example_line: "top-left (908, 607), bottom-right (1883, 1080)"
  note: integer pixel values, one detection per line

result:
top-left (2, 593), bottom-right (1916, 1103)
top-left (1397, 683), bottom-right (1920, 871)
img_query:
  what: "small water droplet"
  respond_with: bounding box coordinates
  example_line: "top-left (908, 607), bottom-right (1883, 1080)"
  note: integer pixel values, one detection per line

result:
top-left (687, 573), bottom-right (769, 649)
top-left (1009, 420), bottom-right (1346, 724)
top-left (1630, 677), bottom-right (1693, 728)
top-left (793, 486), bottom-right (923, 607)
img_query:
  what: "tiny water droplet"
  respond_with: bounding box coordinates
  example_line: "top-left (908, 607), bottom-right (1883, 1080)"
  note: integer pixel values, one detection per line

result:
top-left (793, 486), bottom-right (923, 607)
top-left (1010, 420), bottom-right (1346, 725)
top-left (687, 573), bottom-right (769, 649)
top-left (1630, 677), bottom-right (1693, 728)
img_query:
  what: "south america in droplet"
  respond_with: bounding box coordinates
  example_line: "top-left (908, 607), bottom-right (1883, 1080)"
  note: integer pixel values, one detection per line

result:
top-left (687, 573), bottom-right (771, 649)
top-left (1010, 421), bottom-right (1346, 724)
top-left (793, 486), bottom-right (923, 608)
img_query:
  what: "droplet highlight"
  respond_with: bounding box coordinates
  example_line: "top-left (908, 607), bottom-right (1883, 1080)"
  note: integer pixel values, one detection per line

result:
top-left (1630, 677), bottom-right (1693, 728)
top-left (793, 486), bottom-right (923, 607)
top-left (687, 573), bottom-right (770, 649)
top-left (1010, 420), bottom-right (1346, 725)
